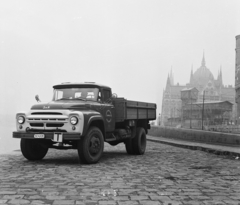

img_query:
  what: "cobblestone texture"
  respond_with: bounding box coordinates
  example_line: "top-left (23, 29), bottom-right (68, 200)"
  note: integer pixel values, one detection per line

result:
top-left (0, 139), bottom-right (240, 204)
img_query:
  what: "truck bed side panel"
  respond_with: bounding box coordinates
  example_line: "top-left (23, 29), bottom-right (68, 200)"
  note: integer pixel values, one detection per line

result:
top-left (113, 98), bottom-right (156, 122)
top-left (113, 98), bottom-right (126, 122)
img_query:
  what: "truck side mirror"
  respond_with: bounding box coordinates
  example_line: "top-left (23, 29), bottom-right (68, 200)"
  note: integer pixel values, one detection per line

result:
top-left (111, 93), bottom-right (118, 98)
top-left (35, 95), bottom-right (41, 102)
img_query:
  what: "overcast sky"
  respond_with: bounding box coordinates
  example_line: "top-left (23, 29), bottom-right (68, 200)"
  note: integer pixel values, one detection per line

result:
top-left (1, 0), bottom-right (240, 153)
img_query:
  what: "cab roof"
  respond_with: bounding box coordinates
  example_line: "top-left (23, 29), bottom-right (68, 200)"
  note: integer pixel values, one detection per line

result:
top-left (53, 82), bottom-right (111, 89)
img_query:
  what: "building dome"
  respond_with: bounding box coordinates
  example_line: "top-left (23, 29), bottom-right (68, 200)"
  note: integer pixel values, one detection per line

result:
top-left (192, 55), bottom-right (214, 86)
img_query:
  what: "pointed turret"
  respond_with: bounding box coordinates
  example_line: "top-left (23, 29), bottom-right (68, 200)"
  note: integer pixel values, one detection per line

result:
top-left (170, 68), bottom-right (174, 85)
top-left (219, 66), bottom-right (223, 86)
top-left (161, 88), bottom-right (165, 126)
top-left (165, 74), bottom-right (171, 92)
top-left (166, 74), bottom-right (171, 86)
top-left (190, 65), bottom-right (194, 84)
top-left (201, 52), bottom-right (206, 67)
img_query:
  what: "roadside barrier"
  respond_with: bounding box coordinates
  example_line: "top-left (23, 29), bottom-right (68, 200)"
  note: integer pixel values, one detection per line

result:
top-left (148, 126), bottom-right (240, 146)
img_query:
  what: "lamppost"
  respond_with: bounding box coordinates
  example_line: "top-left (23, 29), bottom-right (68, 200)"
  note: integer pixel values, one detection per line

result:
top-left (190, 98), bottom-right (192, 129)
top-left (175, 108), bottom-right (182, 127)
top-left (158, 113), bottom-right (161, 126)
top-left (202, 90), bottom-right (205, 130)
top-left (170, 107), bottom-right (175, 126)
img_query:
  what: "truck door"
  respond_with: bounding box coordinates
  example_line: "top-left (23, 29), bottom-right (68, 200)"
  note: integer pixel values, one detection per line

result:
top-left (101, 89), bottom-right (115, 132)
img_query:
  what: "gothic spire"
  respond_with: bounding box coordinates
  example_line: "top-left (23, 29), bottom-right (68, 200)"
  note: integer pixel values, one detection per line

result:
top-left (219, 65), bottom-right (223, 86)
top-left (166, 74), bottom-right (171, 87)
top-left (190, 65), bottom-right (194, 84)
top-left (170, 67), bottom-right (174, 85)
top-left (201, 52), bottom-right (206, 67)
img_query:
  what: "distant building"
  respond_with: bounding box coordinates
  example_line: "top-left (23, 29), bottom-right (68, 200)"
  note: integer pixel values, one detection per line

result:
top-left (161, 54), bottom-right (236, 126)
top-left (183, 100), bottom-right (233, 129)
top-left (235, 35), bottom-right (240, 124)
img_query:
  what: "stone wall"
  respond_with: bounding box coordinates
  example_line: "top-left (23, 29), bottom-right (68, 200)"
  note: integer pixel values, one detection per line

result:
top-left (148, 126), bottom-right (240, 145)
top-left (235, 35), bottom-right (240, 124)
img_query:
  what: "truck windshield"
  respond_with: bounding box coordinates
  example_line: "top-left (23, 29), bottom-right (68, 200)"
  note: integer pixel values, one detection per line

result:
top-left (53, 88), bottom-right (99, 101)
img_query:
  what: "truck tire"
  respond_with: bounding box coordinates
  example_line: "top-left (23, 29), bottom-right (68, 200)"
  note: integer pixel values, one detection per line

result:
top-left (125, 126), bottom-right (137, 154)
top-left (20, 139), bottom-right (48, 160)
top-left (77, 126), bottom-right (104, 164)
top-left (132, 127), bottom-right (147, 155)
top-left (125, 138), bottom-right (135, 154)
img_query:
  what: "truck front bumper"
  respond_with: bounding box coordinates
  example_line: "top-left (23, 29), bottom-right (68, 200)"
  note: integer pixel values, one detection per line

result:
top-left (13, 132), bottom-right (81, 141)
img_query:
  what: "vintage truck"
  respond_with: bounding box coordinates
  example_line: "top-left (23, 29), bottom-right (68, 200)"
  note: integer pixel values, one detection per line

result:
top-left (13, 82), bottom-right (156, 164)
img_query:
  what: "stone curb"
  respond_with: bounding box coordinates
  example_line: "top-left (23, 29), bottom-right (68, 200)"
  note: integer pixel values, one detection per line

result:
top-left (147, 138), bottom-right (240, 158)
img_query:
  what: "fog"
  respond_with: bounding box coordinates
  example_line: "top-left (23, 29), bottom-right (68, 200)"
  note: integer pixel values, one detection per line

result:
top-left (1, 0), bottom-right (240, 154)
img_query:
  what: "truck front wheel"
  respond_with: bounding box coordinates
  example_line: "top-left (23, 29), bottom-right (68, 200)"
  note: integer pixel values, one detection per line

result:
top-left (77, 126), bottom-right (104, 164)
top-left (133, 127), bottom-right (147, 155)
top-left (20, 139), bottom-right (49, 160)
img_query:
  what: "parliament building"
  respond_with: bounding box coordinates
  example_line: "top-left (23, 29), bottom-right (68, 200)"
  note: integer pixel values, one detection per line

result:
top-left (161, 54), bottom-right (236, 127)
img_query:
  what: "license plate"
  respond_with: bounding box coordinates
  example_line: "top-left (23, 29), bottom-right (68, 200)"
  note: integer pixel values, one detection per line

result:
top-left (34, 134), bottom-right (45, 138)
top-left (53, 133), bottom-right (63, 142)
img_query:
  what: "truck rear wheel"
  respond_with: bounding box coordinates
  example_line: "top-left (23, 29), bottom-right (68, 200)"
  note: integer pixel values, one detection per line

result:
top-left (132, 127), bottom-right (147, 155)
top-left (20, 139), bottom-right (48, 160)
top-left (125, 138), bottom-right (135, 154)
top-left (77, 126), bottom-right (104, 164)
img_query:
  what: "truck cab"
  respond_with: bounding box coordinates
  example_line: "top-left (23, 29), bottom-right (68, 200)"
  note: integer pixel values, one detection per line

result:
top-left (52, 82), bottom-right (116, 133)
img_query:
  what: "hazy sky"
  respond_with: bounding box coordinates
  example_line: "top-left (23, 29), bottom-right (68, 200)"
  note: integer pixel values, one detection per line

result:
top-left (0, 0), bottom-right (240, 153)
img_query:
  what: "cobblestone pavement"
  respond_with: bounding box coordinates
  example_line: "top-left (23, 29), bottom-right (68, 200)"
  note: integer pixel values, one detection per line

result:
top-left (1, 139), bottom-right (240, 205)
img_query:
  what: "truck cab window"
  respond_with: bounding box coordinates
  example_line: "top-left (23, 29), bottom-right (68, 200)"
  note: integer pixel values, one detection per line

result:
top-left (103, 89), bottom-right (111, 102)
top-left (75, 92), bottom-right (82, 98)
top-left (86, 92), bottom-right (94, 99)
top-left (53, 88), bottom-right (99, 101)
top-left (56, 90), bottom-right (63, 100)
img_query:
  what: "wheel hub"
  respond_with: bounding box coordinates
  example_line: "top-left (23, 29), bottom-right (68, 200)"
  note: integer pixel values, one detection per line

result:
top-left (89, 136), bottom-right (101, 155)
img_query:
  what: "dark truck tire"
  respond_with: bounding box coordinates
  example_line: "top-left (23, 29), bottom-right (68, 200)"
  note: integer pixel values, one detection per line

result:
top-left (125, 126), bottom-right (136, 154)
top-left (133, 127), bottom-right (147, 154)
top-left (77, 126), bottom-right (104, 164)
top-left (125, 127), bottom-right (147, 155)
top-left (20, 139), bottom-right (48, 160)
top-left (125, 138), bottom-right (135, 154)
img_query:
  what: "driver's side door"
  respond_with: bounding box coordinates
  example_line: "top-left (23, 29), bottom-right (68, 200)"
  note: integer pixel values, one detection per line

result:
top-left (100, 89), bottom-right (115, 132)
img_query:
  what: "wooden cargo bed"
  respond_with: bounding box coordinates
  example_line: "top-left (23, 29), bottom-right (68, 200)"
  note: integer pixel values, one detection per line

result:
top-left (112, 98), bottom-right (156, 122)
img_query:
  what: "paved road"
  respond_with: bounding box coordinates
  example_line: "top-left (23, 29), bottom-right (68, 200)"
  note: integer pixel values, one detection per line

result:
top-left (0, 139), bottom-right (240, 205)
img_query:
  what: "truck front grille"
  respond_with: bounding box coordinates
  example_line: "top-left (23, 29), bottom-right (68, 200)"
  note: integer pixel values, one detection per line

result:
top-left (28, 118), bottom-right (66, 121)
top-left (29, 123), bottom-right (64, 128)
top-left (31, 112), bottom-right (62, 115)
top-left (46, 123), bottom-right (64, 127)
top-left (30, 123), bottom-right (44, 127)
top-left (27, 112), bottom-right (68, 129)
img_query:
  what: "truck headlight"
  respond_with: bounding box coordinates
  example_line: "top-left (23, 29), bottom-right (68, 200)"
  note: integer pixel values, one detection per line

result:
top-left (70, 116), bottom-right (78, 125)
top-left (18, 116), bottom-right (25, 124)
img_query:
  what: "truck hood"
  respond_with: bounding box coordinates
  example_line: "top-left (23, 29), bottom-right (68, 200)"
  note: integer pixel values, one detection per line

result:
top-left (31, 100), bottom-right (101, 110)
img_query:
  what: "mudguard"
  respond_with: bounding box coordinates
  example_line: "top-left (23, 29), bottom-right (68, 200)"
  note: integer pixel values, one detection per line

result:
top-left (82, 111), bottom-right (106, 137)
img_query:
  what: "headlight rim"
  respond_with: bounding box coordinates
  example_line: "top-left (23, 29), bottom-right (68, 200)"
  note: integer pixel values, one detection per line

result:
top-left (18, 116), bottom-right (25, 124)
top-left (70, 116), bottom-right (78, 125)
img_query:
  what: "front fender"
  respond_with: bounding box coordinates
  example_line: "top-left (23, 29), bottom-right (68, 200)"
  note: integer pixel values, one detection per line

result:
top-left (82, 113), bottom-right (105, 137)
